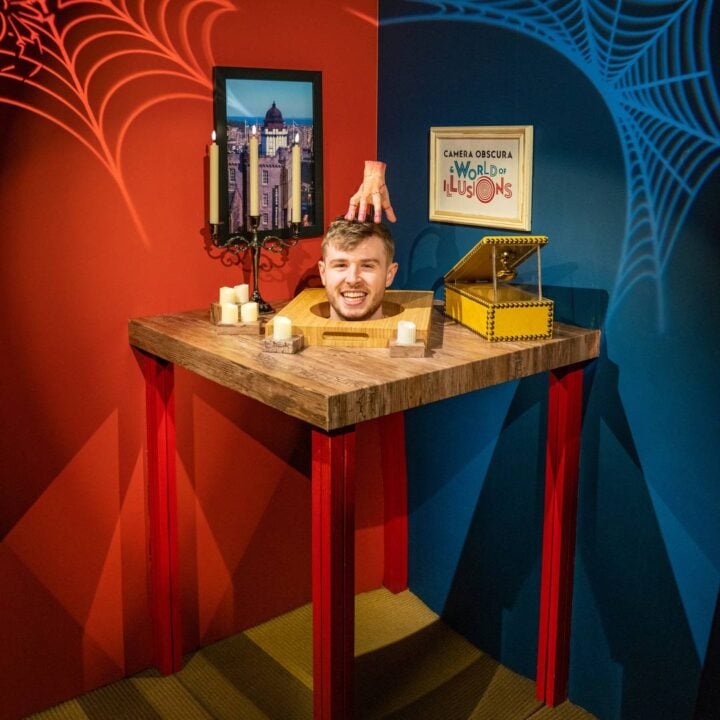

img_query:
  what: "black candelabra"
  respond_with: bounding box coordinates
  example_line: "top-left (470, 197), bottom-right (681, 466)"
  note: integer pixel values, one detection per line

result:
top-left (211, 216), bottom-right (299, 313)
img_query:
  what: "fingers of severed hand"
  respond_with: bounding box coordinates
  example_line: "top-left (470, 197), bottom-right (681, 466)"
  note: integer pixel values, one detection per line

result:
top-left (345, 185), bottom-right (363, 220)
top-left (380, 185), bottom-right (396, 222)
top-left (371, 191), bottom-right (382, 223)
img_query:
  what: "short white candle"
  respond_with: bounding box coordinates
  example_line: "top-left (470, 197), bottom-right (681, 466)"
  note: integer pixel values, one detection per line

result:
top-left (234, 283), bottom-right (249, 304)
top-left (240, 301), bottom-right (259, 323)
top-left (219, 286), bottom-right (236, 304)
top-left (396, 320), bottom-right (416, 345)
top-left (220, 303), bottom-right (238, 324)
top-left (273, 315), bottom-right (292, 341)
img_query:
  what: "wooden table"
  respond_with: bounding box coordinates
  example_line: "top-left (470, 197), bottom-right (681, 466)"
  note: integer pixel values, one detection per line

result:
top-left (129, 307), bottom-right (600, 718)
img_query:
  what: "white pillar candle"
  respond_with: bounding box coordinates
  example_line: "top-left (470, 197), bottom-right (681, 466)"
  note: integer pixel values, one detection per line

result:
top-left (234, 283), bottom-right (249, 304)
top-left (291, 134), bottom-right (301, 223)
top-left (220, 303), bottom-right (238, 324)
top-left (240, 301), bottom-right (259, 323)
top-left (249, 125), bottom-right (259, 216)
top-left (396, 320), bottom-right (417, 345)
top-left (219, 286), bottom-right (236, 304)
top-left (209, 131), bottom-right (219, 224)
top-left (273, 315), bottom-right (292, 341)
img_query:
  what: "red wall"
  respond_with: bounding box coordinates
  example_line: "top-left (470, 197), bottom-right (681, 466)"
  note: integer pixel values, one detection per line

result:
top-left (0, 3), bottom-right (381, 717)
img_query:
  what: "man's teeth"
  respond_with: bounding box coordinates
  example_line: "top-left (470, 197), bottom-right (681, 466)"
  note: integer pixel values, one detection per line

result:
top-left (342, 291), bottom-right (366, 298)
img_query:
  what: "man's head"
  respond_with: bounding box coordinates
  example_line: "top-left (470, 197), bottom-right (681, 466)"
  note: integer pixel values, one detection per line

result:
top-left (318, 219), bottom-right (399, 321)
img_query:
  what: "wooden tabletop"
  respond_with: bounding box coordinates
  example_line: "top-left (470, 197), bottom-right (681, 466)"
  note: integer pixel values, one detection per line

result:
top-left (129, 308), bottom-right (600, 431)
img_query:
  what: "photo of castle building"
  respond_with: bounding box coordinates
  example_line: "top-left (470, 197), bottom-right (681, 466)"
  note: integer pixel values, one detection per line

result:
top-left (225, 97), bottom-right (315, 233)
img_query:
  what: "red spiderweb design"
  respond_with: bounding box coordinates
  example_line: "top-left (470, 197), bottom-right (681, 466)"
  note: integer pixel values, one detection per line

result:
top-left (0, 0), bottom-right (232, 242)
top-left (0, 0), bottom-right (48, 74)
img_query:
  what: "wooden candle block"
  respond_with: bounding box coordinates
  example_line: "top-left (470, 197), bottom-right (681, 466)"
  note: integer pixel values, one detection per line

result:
top-left (210, 303), bottom-right (266, 334)
top-left (265, 289), bottom-right (434, 348)
top-left (389, 339), bottom-right (427, 357)
top-left (262, 335), bottom-right (304, 354)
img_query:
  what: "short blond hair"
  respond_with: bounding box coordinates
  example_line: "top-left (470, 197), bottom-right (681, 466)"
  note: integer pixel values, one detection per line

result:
top-left (321, 218), bottom-right (395, 264)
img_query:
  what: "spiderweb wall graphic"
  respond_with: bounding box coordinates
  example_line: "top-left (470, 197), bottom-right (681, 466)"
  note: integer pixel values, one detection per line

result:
top-left (0, 0), bottom-right (233, 244)
top-left (383, 0), bottom-right (720, 324)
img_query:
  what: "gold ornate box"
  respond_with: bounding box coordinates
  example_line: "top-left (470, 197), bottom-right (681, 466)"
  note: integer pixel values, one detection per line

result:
top-left (443, 235), bottom-right (553, 341)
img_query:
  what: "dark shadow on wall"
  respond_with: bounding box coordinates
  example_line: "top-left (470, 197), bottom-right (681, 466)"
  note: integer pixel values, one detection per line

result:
top-left (293, 266), bottom-right (323, 296)
top-left (401, 224), bottom-right (461, 296)
top-left (569, 336), bottom-right (701, 720)
top-left (438, 368), bottom-right (549, 678)
top-left (433, 283), bottom-right (606, 678)
top-left (409, 287), bottom-right (610, 680)
top-left (408, 285), bottom-right (700, 718)
top-left (171, 370), bottom-right (313, 651)
top-left (694, 589), bottom-right (720, 719)
top-left (542, 285), bottom-right (609, 330)
top-left (436, 336), bottom-right (700, 720)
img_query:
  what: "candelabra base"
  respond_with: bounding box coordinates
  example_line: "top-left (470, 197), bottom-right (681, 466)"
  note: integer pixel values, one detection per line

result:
top-left (210, 217), bottom-right (299, 316)
top-left (252, 294), bottom-right (274, 315)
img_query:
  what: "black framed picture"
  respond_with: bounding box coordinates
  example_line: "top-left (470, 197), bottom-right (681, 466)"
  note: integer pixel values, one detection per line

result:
top-left (213, 67), bottom-right (323, 243)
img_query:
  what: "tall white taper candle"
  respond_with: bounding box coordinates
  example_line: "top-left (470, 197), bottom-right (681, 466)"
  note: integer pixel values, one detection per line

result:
top-left (209, 131), bottom-right (219, 224)
top-left (292, 133), bottom-right (301, 223)
top-left (249, 125), bottom-right (259, 216)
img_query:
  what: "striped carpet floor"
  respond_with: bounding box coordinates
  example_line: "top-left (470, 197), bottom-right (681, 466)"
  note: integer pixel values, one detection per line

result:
top-left (27, 589), bottom-right (596, 720)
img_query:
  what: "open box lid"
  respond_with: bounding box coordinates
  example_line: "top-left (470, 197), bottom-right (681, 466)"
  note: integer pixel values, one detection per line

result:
top-left (444, 235), bottom-right (548, 284)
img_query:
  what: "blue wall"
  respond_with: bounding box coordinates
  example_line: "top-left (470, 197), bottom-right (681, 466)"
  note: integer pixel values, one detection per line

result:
top-left (378, 2), bottom-right (720, 718)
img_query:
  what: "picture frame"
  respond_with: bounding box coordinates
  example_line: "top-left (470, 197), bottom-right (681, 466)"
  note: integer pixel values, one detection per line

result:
top-left (429, 126), bottom-right (533, 231)
top-left (213, 67), bottom-right (323, 243)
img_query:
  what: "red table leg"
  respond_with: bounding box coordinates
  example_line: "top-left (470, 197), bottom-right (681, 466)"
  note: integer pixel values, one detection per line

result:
top-left (378, 412), bottom-right (409, 593)
top-left (536, 363), bottom-right (585, 706)
top-left (312, 427), bottom-right (356, 720)
top-left (142, 354), bottom-right (182, 675)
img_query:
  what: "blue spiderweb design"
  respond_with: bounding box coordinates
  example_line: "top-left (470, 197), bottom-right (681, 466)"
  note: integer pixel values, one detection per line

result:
top-left (382, 1), bottom-right (720, 324)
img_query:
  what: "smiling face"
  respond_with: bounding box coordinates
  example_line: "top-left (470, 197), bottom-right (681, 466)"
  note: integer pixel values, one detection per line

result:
top-left (318, 234), bottom-right (398, 321)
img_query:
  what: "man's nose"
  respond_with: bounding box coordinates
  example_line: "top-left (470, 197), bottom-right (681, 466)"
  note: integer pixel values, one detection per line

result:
top-left (346, 264), bottom-right (360, 282)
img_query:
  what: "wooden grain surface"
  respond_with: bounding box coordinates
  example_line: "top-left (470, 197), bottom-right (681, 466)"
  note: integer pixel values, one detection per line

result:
top-left (128, 307), bottom-right (600, 431)
top-left (264, 288), bottom-right (433, 348)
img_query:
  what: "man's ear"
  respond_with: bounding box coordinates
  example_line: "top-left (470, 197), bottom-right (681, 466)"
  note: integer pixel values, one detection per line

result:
top-left (385, 261), bottom-right (399, 288)
top-left (318, 259), bottom-right (327, 286)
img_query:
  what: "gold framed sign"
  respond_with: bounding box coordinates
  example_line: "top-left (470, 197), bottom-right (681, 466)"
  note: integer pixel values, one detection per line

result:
top-left (429, 126), bottom-right (533, 231)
